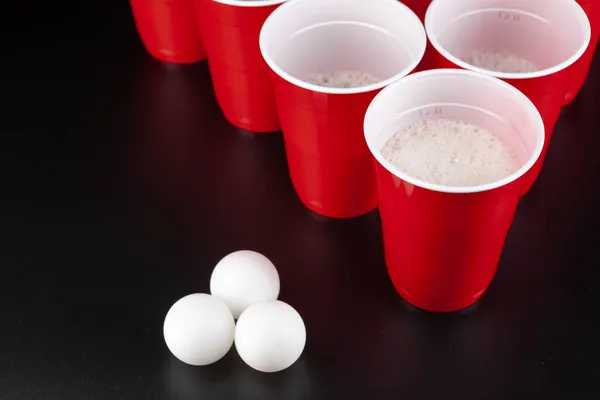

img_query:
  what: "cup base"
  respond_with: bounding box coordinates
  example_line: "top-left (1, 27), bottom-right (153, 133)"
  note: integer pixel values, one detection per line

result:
top-left (143, 47), bottom-right (206, 65)
top-left (395, 286), bottom-right (487, 313)
top-left (213, 87), bottom-right (281, 133)
top-left (296, 194), bottom-right (378, 220)
top-left (221, 114), bottom-right (281, 134)
top-left (563, 93), bottom-right (578, 106)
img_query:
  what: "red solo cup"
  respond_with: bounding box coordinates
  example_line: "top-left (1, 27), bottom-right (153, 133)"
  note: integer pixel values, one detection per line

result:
top-left (260, 0), bottom-right (426, 218)
top-left (565, 0), bottom-right (600, 104)
top-left (364, 69), bottom-right (545, 312)
top-left (194, 0), bottom-right (285, 133)
top-left (425, 0), bottom-right (590, 194)
top-left (129, 0), bottom-right (206, 64)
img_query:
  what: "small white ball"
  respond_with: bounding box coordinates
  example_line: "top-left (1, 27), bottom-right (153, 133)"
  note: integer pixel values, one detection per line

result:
top-left (163, 293), bottom-right (235, 366)
top-left (210, 250), bottom-right (280, 319)
top-left (235, 300), bottom-right (306, 373)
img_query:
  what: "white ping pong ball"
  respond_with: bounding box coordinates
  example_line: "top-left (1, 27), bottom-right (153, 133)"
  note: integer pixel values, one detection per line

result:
top-left (210, 250), bottom-right (280, 319)
top-left (163, 293), bottom-right (235, 366)
top-left (235, 300), bottom-right (306, 373)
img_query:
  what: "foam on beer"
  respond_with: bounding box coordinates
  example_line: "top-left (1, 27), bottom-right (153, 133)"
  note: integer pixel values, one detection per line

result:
top-left (306, 70), bottom-right (381, 88)
top-left (462, 51), bottom-right (539, 73)
top-left (382, 118), bottom-right (520, 187)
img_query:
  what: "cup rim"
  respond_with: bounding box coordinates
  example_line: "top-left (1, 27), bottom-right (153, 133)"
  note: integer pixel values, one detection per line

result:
top-left (259, 0), bottom-right (426, 95)
top-left (424, 0), bottom-right (592, 80)
top-left (212, 0), bottom-right (287, 7)
top-left (364, 69), bottom-right (545, 194)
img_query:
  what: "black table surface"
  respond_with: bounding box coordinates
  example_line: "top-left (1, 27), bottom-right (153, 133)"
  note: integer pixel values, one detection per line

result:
top-left (1, 2), bottom-right (600, 399)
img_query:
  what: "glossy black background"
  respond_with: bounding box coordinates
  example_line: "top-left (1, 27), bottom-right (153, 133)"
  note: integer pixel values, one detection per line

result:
top-left (1, 1), bottom-right (599, 399)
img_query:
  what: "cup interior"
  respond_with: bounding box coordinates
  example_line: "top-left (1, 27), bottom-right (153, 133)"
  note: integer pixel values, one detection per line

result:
top-left (426, 0), bottom-right (591, 76)
top-left (364, 69), bottom-right (545, 193)
top-left (260, 0), bottom-right (426, 93)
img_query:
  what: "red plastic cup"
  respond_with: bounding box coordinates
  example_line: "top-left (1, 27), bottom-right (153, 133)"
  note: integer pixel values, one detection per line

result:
top-left (194, 0), bottom-right (285, 133)
top-left (260, 0), bottom-right (426, 218)
top-left (565, 0), bottom-right (600, 104)
top-left (425, 0), bottom-right (590, 194)
top-left (130, 0), bottom-right (206, 64)
top-left (364, 69), bottom-right (545, 312)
